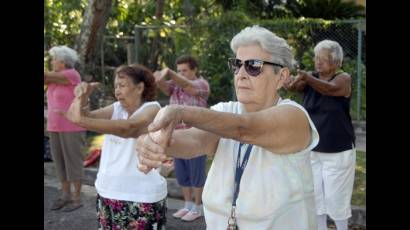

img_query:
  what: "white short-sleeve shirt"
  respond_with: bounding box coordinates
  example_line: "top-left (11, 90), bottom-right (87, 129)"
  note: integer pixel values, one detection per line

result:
top-left (202, 98), bottom-right (319, 230)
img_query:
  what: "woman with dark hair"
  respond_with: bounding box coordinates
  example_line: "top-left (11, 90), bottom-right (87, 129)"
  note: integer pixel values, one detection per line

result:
top-left (66, 64), bottom-right (168, 229)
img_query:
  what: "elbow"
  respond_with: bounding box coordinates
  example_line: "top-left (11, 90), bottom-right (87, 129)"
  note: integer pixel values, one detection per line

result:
top-left (322, 86), bottom-right (338, 96)
top-left (234, 116), bottom-right (253, 143)
top-left (118, 123), bottom-right (135, 138)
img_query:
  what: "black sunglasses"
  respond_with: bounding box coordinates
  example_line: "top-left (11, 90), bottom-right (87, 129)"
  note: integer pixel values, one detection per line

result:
top-left (227, 58), bottom-right (284, 77)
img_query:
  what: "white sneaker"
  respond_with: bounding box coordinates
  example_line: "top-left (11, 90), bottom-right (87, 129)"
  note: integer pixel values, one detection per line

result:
top-left (172, 208), bottom-right (190, 218)
top-left (181, 210), bottom-right (202, 222)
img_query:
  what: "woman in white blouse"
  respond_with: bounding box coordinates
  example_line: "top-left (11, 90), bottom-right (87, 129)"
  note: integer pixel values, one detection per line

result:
top-left (136, 26), bottom-right (320, 230)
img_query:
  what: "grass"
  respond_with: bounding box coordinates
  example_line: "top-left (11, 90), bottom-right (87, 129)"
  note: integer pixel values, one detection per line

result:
top-left (352, 151), bottom-right (366, 206)
top-left (84, 133), bottom-right (366, 207)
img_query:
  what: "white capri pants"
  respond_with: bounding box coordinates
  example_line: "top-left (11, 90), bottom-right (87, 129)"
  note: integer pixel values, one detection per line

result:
top-left (310, 147), bottom-right (356, 220)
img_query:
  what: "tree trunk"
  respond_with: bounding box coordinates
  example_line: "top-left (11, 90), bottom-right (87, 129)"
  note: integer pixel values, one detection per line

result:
top-left (75, 0), bottom-right (112, 80)
top-left (148, 0), bottom-right (164, 70)
top-left (183, 0), bottom-right (195, 24)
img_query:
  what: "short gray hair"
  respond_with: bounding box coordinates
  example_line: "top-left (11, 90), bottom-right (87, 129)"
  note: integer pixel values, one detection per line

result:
top-left (230, 25), bottom-right (293, 69)
top-left (314, 40), bottom-right (344, 67)
top-left (48, 45), bottom-right (79, 68)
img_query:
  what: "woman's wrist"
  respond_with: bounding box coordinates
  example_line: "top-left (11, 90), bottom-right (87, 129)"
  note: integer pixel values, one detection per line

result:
top-left (177, 104), bottom-right (190, 125)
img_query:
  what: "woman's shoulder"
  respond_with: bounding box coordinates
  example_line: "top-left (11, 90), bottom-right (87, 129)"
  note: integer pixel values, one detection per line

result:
top-left (277, 98), bottom-right (310, 117)
top-left (277, 98), bottom-right (300, 107)
top-left (128, 101), bottom-right (161, 118)
top-left (210, 101), bottom-right (240, 113)
top-left (61, 68), bottom-right (81, 83)
top-left (141, 101), bottom-right (161, 109)
top-left (61, 68), bottom-right (80, 76)
top-left (330, 70), bottom-right (350, 78)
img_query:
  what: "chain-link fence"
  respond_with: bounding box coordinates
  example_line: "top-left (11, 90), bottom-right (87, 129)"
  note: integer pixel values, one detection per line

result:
top-left (98, 19), bottom-right (366, 121)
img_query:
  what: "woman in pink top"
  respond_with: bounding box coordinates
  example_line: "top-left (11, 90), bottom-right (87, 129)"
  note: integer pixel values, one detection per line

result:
top-left (45, 45), bottom-right (86, 212)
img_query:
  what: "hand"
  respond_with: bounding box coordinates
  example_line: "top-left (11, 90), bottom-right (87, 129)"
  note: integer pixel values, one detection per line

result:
top-left (283, 74), bottom-right (293, 87)
top-left (289, 69), bottom-right (308, 87)
top-left (136, 133), bottom-right (169, 174)
top-left (160, 68), bottom-right (169, 79)
top-left (153, 71), bottom-right (163, 82)
top-left (148, 105), bottom-right (182, 136)
top-left (65, 97), bottom-right (83, 124)
top-left (136, 105), bottom-right (182, 173)
top-left (74, 82), bottom-right (100, 98)
top-left (153, 68), bottom-right (169, 82)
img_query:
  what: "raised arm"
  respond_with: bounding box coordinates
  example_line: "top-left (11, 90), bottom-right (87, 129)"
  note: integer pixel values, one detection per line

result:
top-left (135, 111), bottom-right (219, 173)
top-left (284, 76), bottom-right (307, 92)
top-left (149, 104), bottom-right (311, 154)
top-left (73, 82), bottom-right (112, 119)
top-left (165, 68), bottom-right (206, 96)
top-left (66, 91), bottom-right (160, 138)
top-left (136, 103), bottom-right (312, 172)
top-left (303, 71), bottom-right (351, 97)
top-left (283, 70), bottom-right (309, 92)
top-left (77, 105), bottom-right (159, 138)
top-left (137, 127), bottom-right (219, 161)
top-left (154, 70), bottom-right (171, 96)
top-left (44, 71), bottom-right (70, 85)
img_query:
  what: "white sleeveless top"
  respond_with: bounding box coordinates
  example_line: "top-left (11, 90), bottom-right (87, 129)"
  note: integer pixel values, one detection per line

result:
top-left (95, 101), bottom-right (168, 203)
top-left (203, 98), bottom-right (319, 230)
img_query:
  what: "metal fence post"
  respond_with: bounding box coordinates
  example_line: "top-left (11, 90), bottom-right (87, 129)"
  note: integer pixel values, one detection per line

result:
top-left (134, 26), bottom-right (140, 64)
top-left (100, 35), bottom-right (105, 86)
top-left (356, 21), bottom-right (363, 121)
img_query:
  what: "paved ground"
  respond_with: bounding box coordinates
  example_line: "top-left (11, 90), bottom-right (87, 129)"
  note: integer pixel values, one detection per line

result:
top-left (44, 172), bottom-right (365, 229)
top-left (44, 126), bottom-right (366, 230)
top-left (44, 174), bottom-right (206, 230)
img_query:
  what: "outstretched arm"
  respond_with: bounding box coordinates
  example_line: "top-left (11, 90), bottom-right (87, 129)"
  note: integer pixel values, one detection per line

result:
top-left (303, 71), bottom-right (351, 97)
top-left (67, 97), bottom-right (160, 138)
top-left (150, 104), bottom-right (311, 154)
top-left (67, 82), bottom-right (160, 138)
top-left (136, 103), bottom-right (312, 172)
top-left (44, 71), bottom-right (70, 85)
top-left (137, 127), bottom-right (219, 161)
top-left (154, 70), bottom-right (171, 96)
top-left (165, 68), bottom-right (205, 96)
top-left (284, 70), bottom-right (308, 92)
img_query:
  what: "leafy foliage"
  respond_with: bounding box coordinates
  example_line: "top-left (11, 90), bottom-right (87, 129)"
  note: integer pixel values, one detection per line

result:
top-left (44, 0), bottom-right (365, 118)
top-left (286, 0), bottom-right (365, 19)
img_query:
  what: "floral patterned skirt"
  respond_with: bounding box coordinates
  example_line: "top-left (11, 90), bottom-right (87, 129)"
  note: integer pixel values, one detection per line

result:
top-left (96, 194), bottom-right (167, 230)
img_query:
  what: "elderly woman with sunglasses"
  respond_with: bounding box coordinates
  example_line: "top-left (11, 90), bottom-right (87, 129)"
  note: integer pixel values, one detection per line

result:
top-left (136, 25), bottom-right (319, 230)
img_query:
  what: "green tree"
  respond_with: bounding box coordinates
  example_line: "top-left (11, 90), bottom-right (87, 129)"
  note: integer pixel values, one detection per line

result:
top-left (75, 0), bottom-right (113, 79)
top-left (285, 0), bottom-right (365, 20)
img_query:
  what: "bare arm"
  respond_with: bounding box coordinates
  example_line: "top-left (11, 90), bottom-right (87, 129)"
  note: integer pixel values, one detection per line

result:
top-left (79, 105), bottom-right (159, 138)
top-left (73, 82), bottom-right (110, 119)
top-left (283, 70), bottom-right (310, 92)
top-left (44, 71), bottom-right (70, 85)
top-left (284, 76), bottom-right (307, 92)
top-left (154, 70), bottom-right (171, 96)
top-left (88, 105), bottom-right (114, 119)
top-left (150, 104), bottom-right (311, 154)
top-left (137, 127), bottom-right (219, 162)
top-left (66, 95), bottom-right (160, 138)
top-left (135, 103), bottom-right (312, 172)
top-left (136, 128), bottom-right (219, 173)
top-left (304, 72), bottom-right (351, 97)
top-left (166, 68), bottom-right (201, 96)
top-left (167, 128), bottom-right (220, 158)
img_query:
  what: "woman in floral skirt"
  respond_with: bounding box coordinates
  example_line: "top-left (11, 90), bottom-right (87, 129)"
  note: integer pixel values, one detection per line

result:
top-left (66, 64), bottom-right (168, 229)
